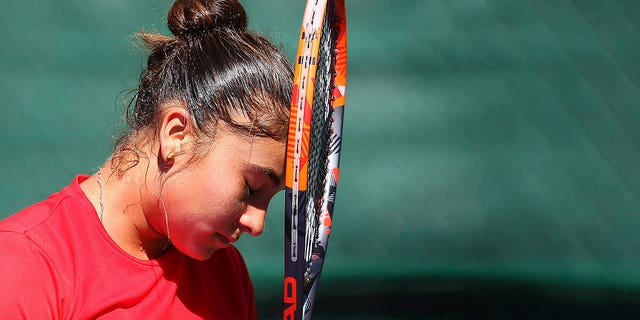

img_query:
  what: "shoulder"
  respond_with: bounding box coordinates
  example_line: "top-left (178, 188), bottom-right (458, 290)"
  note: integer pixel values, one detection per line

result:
top-left (0, 231), bottom-right (68, 318)
top-left (0, 230), bottom-right (59, 278)
top-left (0, 176), bottom-right (102, 318)
top-left (0, 175), bottom-right (92, 302)
top-left (1, 175), bottom-right (92, 234)
top-left (0, 229), bottom-right (49, 262)
top-left (0, 175), bottom-right (95, 248)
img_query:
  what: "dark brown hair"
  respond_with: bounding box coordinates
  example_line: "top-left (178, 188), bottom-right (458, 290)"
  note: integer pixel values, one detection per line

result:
top-left (113, 0), bottom-right (293, 172)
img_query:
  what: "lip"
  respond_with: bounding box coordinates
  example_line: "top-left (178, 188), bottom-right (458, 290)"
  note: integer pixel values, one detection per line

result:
top-left (214, 233), bottom-right (237, 247)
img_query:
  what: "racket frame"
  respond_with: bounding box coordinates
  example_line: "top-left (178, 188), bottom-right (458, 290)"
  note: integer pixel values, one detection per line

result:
top-left (283, 0), bottom-right (347, 319)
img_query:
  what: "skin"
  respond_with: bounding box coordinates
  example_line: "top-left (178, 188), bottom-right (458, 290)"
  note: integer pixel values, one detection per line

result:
top-left (80, 105), bottom-right (286, 260)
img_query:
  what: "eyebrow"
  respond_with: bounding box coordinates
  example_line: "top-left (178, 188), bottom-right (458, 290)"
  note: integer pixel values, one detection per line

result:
top-left (249, 164), bottom-right (282, 188)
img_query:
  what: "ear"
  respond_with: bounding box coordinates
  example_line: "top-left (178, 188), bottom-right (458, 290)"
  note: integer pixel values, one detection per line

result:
top-left (158, 105), bottom-right (191, 163)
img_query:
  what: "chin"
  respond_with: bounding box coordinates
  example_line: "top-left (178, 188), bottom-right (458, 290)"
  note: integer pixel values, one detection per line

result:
top-left (180, 246), bottom-right (219, 261)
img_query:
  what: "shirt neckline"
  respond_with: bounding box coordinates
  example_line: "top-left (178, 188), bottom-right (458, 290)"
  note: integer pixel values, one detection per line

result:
top-left (66, 174), bottom-right (181, 267)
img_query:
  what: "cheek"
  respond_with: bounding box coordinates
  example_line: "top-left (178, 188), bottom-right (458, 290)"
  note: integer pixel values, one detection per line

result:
top-left (164, 174), bottom-right (244, 228)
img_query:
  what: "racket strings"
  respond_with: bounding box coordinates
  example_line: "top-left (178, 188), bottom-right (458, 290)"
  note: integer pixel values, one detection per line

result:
top-left (303, 2), bottom-right (338, 284)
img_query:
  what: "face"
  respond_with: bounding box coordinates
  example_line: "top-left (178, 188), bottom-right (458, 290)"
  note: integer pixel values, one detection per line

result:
top-left (157, 126), bottom-right (286, 260)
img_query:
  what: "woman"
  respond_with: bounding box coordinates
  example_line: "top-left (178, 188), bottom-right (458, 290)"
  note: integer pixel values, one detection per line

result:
top-left (0, 0), bottom-right (292, 318)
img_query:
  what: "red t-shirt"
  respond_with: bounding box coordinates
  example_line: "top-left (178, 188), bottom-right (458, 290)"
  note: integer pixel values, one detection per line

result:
top-left (0, 175), bottom-right (257, 319)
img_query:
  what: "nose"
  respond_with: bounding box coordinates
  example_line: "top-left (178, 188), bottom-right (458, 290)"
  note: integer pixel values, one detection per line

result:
top-left (239, 205), bottom-right (267, 237)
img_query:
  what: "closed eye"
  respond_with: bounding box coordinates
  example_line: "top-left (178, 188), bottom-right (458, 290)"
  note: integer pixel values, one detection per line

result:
top-left (245, 182), bottom-right (256, 197)
top-left (248, 164), bottom-right (283, 189)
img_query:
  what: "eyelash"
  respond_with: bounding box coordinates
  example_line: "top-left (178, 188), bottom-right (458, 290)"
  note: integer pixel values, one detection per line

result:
top-left (245, 182), bottom-right (255, 197)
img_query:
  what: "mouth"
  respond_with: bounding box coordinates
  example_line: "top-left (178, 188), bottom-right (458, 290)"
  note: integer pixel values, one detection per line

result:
top-left (215, 233), bottom-right (237, 247)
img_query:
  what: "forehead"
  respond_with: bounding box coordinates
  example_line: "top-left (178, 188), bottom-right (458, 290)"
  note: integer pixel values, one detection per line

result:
top-left (207, 127), bottom-right (286, 173)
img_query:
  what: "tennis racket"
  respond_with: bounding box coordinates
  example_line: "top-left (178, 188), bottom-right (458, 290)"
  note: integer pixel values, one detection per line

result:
top-left (283, 0), bottom-right (347, 319)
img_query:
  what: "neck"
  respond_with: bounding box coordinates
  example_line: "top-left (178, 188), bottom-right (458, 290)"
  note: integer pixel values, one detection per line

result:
top-left (82, 159), bottom-right (170, 260)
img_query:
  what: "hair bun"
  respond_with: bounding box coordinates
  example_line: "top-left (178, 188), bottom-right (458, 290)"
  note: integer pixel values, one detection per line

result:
top-left (167, 0), bottom-right (247, 38)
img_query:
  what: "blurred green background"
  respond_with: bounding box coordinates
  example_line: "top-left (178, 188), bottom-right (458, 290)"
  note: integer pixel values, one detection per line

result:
top-left (3, 0), bottom-right (640, 318)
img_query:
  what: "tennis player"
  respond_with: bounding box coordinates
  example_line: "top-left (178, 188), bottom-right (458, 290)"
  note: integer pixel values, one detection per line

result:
top-left (0, 0), bottom-right (292, 318)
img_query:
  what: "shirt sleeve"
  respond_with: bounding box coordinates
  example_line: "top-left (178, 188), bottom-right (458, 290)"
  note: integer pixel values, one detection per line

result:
top-left (0, 231), bottom-right (64, 319)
